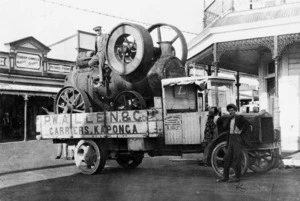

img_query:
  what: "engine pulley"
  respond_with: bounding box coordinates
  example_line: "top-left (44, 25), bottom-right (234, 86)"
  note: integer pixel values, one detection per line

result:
top-left (106, 23), bottom-right (154, 83)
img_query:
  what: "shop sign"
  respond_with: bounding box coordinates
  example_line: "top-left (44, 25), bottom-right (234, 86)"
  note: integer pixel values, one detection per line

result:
top-left (48, 63), bottom-right (72, 73)
top-left (165, 114), bottom-right (181, 130)
top-left (16, 52), bottom-right (40, 69)
top-left (0, 57), bottom-right (5, 66)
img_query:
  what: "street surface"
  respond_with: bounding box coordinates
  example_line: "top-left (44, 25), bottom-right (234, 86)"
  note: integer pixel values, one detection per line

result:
top-left (0, 140), bottom-right (299, 201)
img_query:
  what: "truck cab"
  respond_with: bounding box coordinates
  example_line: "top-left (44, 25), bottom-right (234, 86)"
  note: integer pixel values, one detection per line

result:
top-left (161, 76), bottom-right (235, 145)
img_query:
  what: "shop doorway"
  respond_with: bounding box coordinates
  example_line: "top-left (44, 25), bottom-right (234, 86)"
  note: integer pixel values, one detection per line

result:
top-left (0, 94), bottom-right (54, 142)
top-left (0, 95), bottom-right (24, 141)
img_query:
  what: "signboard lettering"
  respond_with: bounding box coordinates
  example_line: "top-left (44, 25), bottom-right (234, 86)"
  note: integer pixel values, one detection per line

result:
top-left (16, 52), bottom-right (40, 69)
top-left (165, 115), bottom-right (181, 130)
top-left (47, 124), bottom-right (139, 135)
top-left (48, 63), bottom-right (72, 73)
top-left (40, 110), bottom-right (148, 137)
top-left (0, 57), bottom-right (5, 66)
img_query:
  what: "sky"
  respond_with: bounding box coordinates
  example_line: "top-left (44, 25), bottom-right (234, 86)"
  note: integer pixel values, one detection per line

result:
top-left (0, 0), bottom-right (204, 51)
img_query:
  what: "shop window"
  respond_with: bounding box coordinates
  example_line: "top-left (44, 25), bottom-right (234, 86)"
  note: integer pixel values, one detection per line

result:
top-left (264, 61), bottom-right (275, 93)
top-left (267, 77), bottom-right (275, 94)
top-left (264, 61), bottom-right (275, 81)
top-left (268, 61), bottom-right (275, 75)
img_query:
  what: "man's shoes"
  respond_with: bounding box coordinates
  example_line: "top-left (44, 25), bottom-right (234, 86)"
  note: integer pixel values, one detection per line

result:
top-left (55, 156), bottom-right (60, 159)
top-left (228, 177), bottom-right (240, 183)
top-left (216, 177), bottom-right (229, 183)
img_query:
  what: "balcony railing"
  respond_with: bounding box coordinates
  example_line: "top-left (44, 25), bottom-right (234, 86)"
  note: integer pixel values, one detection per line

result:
top-left (204, 0), bottom-right (300, 27)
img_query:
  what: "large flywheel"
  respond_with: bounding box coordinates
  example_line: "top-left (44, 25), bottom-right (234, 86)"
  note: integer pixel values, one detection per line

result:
top-left (55, 86), bottom-right (91, 114)
top-left (106, 23), bottom-right (154, 83)
top-left (148, 23), bottom-right (187, 65)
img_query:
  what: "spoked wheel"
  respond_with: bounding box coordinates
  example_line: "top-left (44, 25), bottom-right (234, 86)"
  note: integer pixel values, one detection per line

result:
top-left (211, 141), bottom-right (249, 177)
top-left (248, 149), bottom-right (278, 173)
top-left (115, 34), bottom-right (137, 64)
top-left (113, 91), bottom-right (146, 110)
top-left (116, 152), bottom-right (144, 169)
top-left (148, 23), bottom-right (187, 65)
top-left (55, 86), bottom-right (91, 114)
top-left (74, 140), bottom-right (107, 175)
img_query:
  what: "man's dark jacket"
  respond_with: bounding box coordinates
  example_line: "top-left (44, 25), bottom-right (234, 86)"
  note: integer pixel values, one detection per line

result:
top-left (217, 115), bottom-right (251, 147)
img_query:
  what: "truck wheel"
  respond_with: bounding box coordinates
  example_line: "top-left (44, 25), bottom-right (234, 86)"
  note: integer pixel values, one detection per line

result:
top-left (248, 149), bottom-right (278, 173)
top-left (211, 141), bottom-right (249, 177)
top-left (74, 140), bottom-right (107, 175)
top-left (116, 152), bottom-right (144, 169)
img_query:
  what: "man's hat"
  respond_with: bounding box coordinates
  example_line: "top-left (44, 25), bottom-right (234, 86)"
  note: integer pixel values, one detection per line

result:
top-left (93, 26), bottom-right (102, 31)
top-left (226, 103), bottom-right (237, 111)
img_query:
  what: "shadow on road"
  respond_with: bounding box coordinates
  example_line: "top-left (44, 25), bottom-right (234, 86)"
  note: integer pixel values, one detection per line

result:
top-left (0, 163), bottom-right (74, 177)
top-left (1, 164), bottom-right (299, 201)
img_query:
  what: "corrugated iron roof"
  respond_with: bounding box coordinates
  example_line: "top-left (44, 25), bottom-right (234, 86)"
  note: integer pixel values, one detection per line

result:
top-left (0, 83), bottom-right (60, 97)
top-left (212, 3), bottom-right (300, 27)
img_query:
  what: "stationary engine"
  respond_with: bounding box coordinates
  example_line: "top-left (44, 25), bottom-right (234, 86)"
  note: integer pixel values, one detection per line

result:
top-left (54, 23), bottom-right (187, 114)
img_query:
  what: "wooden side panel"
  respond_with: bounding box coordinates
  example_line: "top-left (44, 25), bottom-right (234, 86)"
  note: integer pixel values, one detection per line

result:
top-left (164, 113), bottom-right (183, 144)
top-left (182, 113), bottom-right (201, 144)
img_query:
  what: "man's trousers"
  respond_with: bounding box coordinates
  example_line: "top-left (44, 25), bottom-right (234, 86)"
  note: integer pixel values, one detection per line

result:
top-left (88, 51), bottom-right (106, 83)
top-left (223, 134), bottom-right (243, 179)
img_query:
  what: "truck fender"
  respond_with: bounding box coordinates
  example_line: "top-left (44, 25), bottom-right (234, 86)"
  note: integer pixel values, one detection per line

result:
top-left (203, 132), bottom-right (227, 165)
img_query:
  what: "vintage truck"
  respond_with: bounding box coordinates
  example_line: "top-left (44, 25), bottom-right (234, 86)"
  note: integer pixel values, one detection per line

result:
top-left (36, 22), bottom-right (279, 176)
top-left (36, 75), bottom-right (280, 176)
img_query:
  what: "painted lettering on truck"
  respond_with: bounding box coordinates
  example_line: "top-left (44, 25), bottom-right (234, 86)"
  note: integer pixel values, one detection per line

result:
top-left (38, 110), bottom-right (148, 137)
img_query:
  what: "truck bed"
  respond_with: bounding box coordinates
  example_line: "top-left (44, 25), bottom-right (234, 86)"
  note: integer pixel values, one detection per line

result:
top-left (36, 109), bottom-right (163, 139)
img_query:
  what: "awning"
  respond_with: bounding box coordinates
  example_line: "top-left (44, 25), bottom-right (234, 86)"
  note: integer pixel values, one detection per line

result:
top-left (161, 76), bottom-right (235, 91)
top-left (162, 76), bottom-right (208, 87)
top-left (188, 45), bottom-right (213, 65)
top-left (0, 83), bottom-right (61, 97)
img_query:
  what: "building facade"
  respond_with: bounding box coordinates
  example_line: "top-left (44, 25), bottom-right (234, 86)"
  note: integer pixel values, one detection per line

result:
top-left (0, 30), bottom-right (96, 141)
top-left (188, 0), bottom-right (300, 151)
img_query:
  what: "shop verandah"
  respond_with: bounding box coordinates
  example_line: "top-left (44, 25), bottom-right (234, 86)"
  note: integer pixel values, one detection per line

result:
top-left (188, 1), bottom-right (300, 151)
top-left (0, 85), bottom-right (59, 142)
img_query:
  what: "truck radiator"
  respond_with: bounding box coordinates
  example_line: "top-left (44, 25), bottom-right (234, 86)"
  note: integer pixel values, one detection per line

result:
top-left (260, 117), bottom-right (274, 143)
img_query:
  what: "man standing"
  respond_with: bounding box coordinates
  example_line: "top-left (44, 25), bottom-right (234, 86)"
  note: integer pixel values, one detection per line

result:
top-left (88, 26), bottom-right (109, 87)
top-left (2, 112), bottom-right (10, 138)
top-left (217, 103), bottom-right (249, 183)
